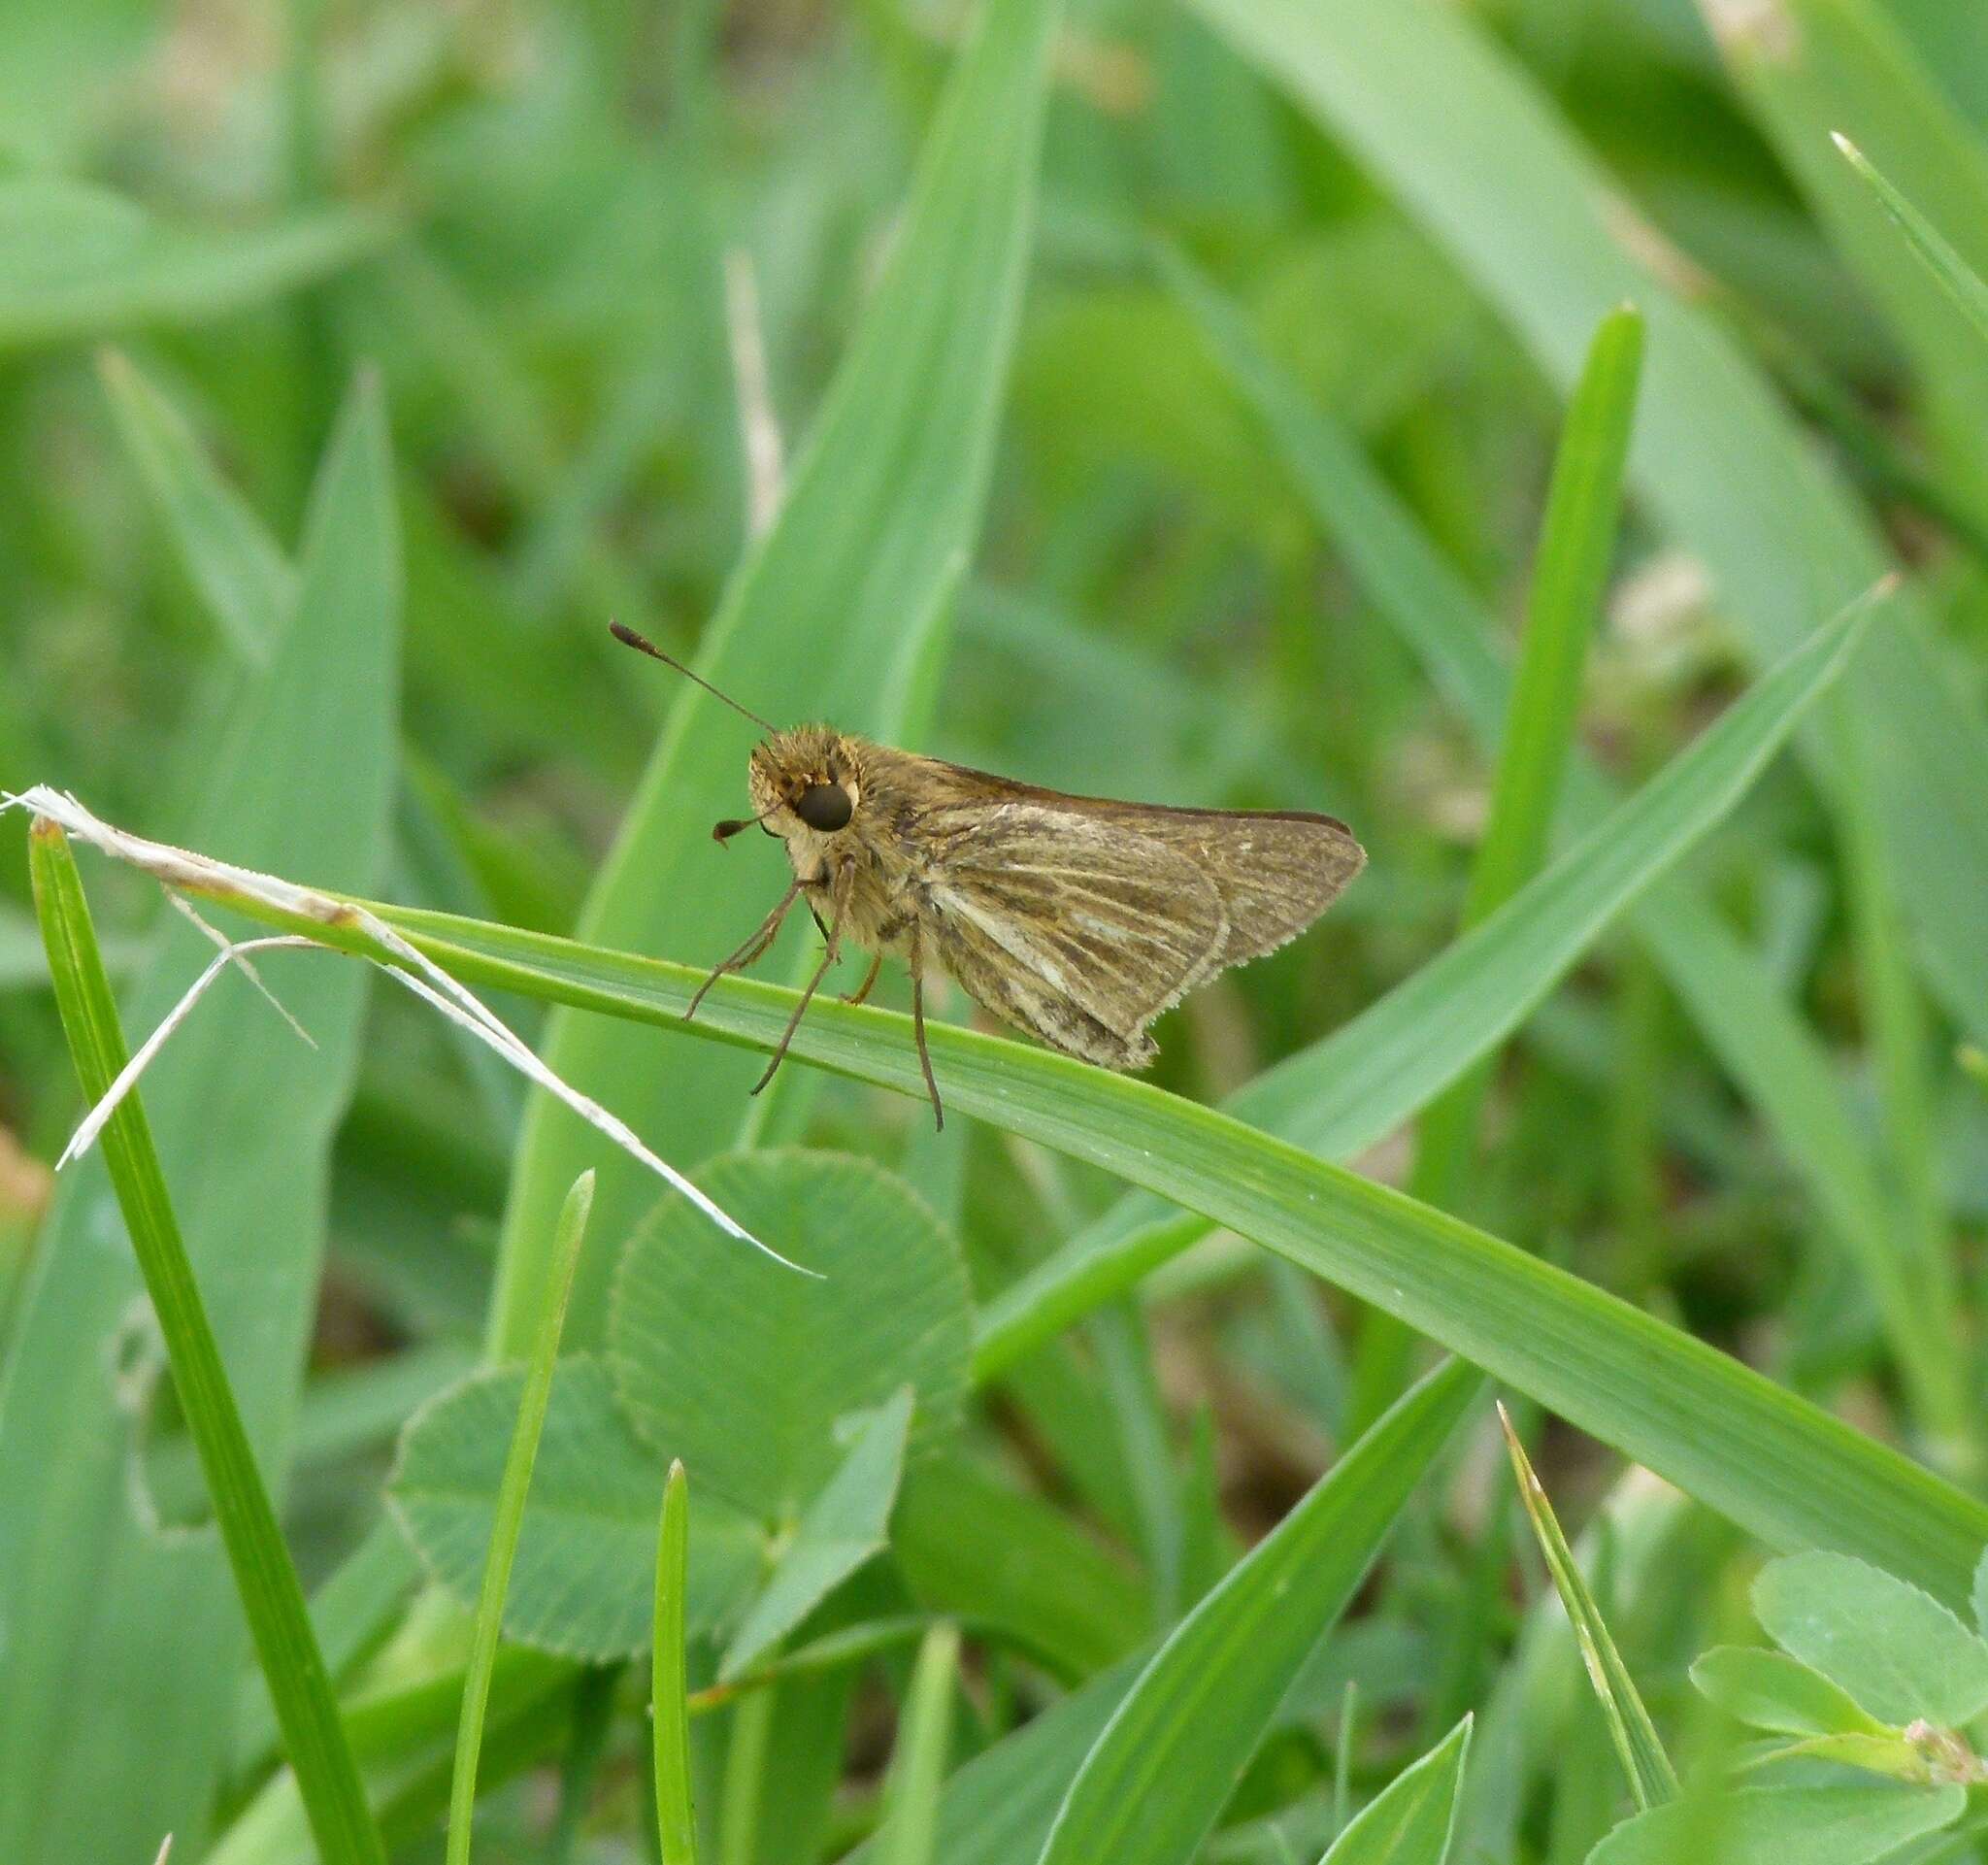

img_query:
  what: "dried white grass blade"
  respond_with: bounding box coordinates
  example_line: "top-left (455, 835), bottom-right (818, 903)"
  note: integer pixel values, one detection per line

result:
top-left (168, 890), bottom-right (317, 1049)
top-left (724, 247), bottom-right (784, 535)
top-left (57, 935), bottom-right (315, 1169)
top-left (380, 956), bottom-right (814, 1276)
top-left (5, 785), bottom-right (801, 1272)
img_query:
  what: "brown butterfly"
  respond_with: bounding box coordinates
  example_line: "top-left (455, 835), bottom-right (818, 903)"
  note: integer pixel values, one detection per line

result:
top-left (612, 623), bottom-right (1365, 1129)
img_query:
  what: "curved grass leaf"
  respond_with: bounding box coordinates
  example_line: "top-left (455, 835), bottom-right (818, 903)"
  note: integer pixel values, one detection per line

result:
top-left (27, 823), bottom-right (385, 1865)
top-left (0, 372), bottom-right (400, 1864)
top-left (973, 578), bottom-right (1890, 1380)
top-left (608, 1151), bottom-right (970, 1523)
top-left (490, 0), bottom-right (1062, 1355)
top-left (1321, 1715), bottom-right (1471, 1865)
top-left (348, 923), bottom-right (1988, 1612)
top-left (387, 1356), bottom-right (761, 1661)
top-left (1836, 136), bottom-right (1988, 348)
top-left (445, 1171), bottom-right (594, 1865)
top-left (1185, 0), bottom-right (1988, 1067)
top-left (1035, 1361), bottom-right (1480, 1865)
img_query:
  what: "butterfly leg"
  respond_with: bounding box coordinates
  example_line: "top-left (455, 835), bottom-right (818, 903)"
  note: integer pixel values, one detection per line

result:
top-left (908, 920), bottom-right (944, 1131)
top-left (750, 865), bottom-right (851, 1095)
top-left (842, 950), bottom-right (885, 1007)
top-left (686, 876), bottom-right (803, 1021)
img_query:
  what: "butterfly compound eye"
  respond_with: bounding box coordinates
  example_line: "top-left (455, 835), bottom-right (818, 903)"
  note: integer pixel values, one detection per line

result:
top-left (793, 783), bottom-right (854, 832)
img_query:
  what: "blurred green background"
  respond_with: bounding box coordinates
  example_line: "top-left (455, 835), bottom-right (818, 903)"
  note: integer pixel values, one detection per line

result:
top-left (5, 0), bottom-right (1988, 1860)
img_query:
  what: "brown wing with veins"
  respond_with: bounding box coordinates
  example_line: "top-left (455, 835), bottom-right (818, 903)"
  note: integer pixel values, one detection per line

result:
top-left (886, 753), bottom-right (1365, 1069)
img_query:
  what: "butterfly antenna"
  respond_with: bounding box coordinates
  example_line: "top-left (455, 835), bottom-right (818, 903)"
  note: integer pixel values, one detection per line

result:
top-left (608, 622), bottom-right (779, 734)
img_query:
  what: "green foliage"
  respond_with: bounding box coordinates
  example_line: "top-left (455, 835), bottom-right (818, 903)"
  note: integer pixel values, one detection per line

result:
top-left (1751, 1551), bottom-right (1988, 1730)
top-left (1319, 1715), bottom-right (1471, 1865)
top-left (0, 374), bottom-right (400, 1864)
top-left (654, 1460), bottom-right (699, 1865)
top-left (720, 1385), bottom-right (914, 1681)
top-left (1688, 1647), bottom-right (1889, 1742)
top-left (388, 1355), bottom-right (760, 1660)
top-left (609, 1151), bottom-right (971, 1521)
top-left (10, 0), bottom-right (1988, 1857)
top-left (0, 176), bottom-right (387, 351)
top-left (1585, 1782), bottom-right (1967, 1865)
top-left (29, 822), bottom-right (386, 1865)
top-left (1039, 1361), bottom-right (1478, 1865)
top-left (445, 1170), bottom-right (593, 1865)
top-left (1501, 1407), bottom-right (1677, 1810)
top-left (1606, 1545), bottom-right (1988, 1860)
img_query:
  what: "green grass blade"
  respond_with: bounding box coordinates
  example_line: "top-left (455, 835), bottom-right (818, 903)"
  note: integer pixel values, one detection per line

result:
top-left (654, 1461), bottom-right (698, 1865)
top-left (1833, 742), bottom-right (1965, 1453)
top-left (97, 349), bottom-right (296, 664)
top-left (234, 1518), bottom-right (424, 1778)
top-left (0, 176), bottom-right (389, 351)
top-left (876, 1622), bottom-right (961, 1865)
top-left (1164, 259), bottom-right (1946, 1432)
top-left (445, 1170), bottom-right (594, 1865)
top-left (1185, 0), bottom-right (1988, 1061)
top-left (1355, 303), bottom-right (1641, 1425)
top-left (1834, 135), bottom-right (1988, 347)
top-left (0, 371), bottom-right (400, 1864)
top-left (1037, 1361), bottom-right (1480, 1865)
top-left (1320, 1715), bottom-right (1472, 1864)
top-left (362, 920), bottom-right (1988, 1604)
top-left (28, 819), bottom-right (386, 1865)
top-left (1701, 3), bottom-right (1988, 510)
top-left (1499, 1405), bottom-right (1678, 1809)
top-left (88, 610), bottom-right (1988, 1613)
top-left (488, 0), bottom-right (1063, 1356)
top-left (975, 579), bottom-right (1886, 1379)
top-left (842, 1656), bottom-right (1144, 1865)
top-left (1469, 301), bottom-right (1644, 923)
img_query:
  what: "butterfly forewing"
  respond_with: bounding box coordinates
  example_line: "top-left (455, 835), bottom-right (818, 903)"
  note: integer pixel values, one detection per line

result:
top-left (1188, 810), bottom-right (1367, 967)
top-left (922, 804), bottom-right (1227, 1067)
top-left (913, 769), bottom-right (1364, 1064)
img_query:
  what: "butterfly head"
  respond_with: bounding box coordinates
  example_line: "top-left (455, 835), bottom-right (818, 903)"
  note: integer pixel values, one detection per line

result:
top-left (714, 726), bottom-right (859, 846)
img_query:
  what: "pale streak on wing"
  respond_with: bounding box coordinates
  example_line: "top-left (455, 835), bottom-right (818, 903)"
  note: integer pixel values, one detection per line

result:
top-left (923, 804), bottom-right (1227, 1067)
